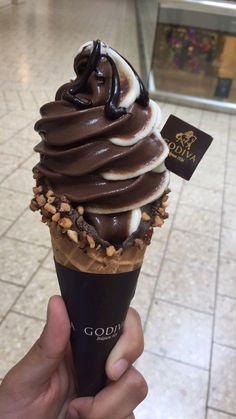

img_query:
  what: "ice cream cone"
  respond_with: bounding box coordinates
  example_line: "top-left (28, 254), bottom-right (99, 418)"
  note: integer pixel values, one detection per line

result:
top-left (50, 221), bottom-right (146, 274)
top-left (30, 40), bottom-right (171, 396)
top-left (50, 222), bottom-right (143, 396)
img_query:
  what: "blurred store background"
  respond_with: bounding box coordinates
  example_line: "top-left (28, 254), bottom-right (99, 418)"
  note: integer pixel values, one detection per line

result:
top-left (0, 1), bottom-right (235, 419)
top-left (137, 0), bottom-right (236, 111)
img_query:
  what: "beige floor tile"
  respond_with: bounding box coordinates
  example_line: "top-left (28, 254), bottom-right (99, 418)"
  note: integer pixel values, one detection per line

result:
top-left (0, 112), bottom-right (32, 132)
top-left (166, 229), bottom-right (218, 271)
top-left (173, 204), bottom-right (220, 239)
top-left (180, 183), bottom-right (222, 212)
top-left (174, 106), bottom-right (202, 126)
top-left (227, 152), bottom-right (236, 167)
top-left (152, 221), bottom-right (171, 244)
top-left (0, 281), bottom-right (22, 320)
top-left (145, 300), bottom-right (213, 368)
top-left (200, 111), bottom-right (230, 127)
top-left (0, 137), bottom-right (33, 158)
top-left (207, 409), bottom-right (236, 419)
top-left (190, 168), bottom-right (224, 190)
top-left (214, 296), bottom-right (236, 348)
top-left (135, 352), bottom-right (208, 419)
top-left (0, 218), bottom-right (12, 235)
top-left (225, 184), bottom-right (236, 207)
top-left (1, 167), bottom-right (34, 195)
top-left (0, 312), bottom-right (44, 378)
top-left (141, 240), bottom-right (165, 276)
top-left (0, 127), bottom-right (17, 144)
top-left (156, 259), bottom-right (216, 313)
top-left (0, 153), bottom-right (24, 180)
top-left (218, 259), bottom-right (236, 299)
top-left (228, 140), bottom-right (236, 155)
top-left (220, 228), bottom-right (236, 261)
top-left (21, 152), bottom-right (39, 170)
top-left (226, 167), bottom-right (236, 186)
top-left (222, 203), bottom-right (236, 230)
top-left (31, 89), bottom-right (49, 108)
top-left (132, 272), bottom-right (156, 326)
top-left (209, 141), bottom-right (227, 159)
top-left (42, 249), bottom-right (55, 271)
top-left (199, 155), bottom-right (223, 175)
top-left (209, 344), bottom-right (236, 415)
top-left (0, 188), bottom-right (31, 221)
top-left (13, 267), bottom-right (59, 320)
top-left (0, 237), bottom-right (48, 285)
top-left (7, 209), bottom-right (51, 247)
top-left (17, 124), bottom-right (39, 143)
top-left (169, 173), bottom-right (183, 194)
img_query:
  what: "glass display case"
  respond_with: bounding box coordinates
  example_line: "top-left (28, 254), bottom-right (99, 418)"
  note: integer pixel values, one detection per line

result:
top-left (136, 0), bottom-right (236, 112)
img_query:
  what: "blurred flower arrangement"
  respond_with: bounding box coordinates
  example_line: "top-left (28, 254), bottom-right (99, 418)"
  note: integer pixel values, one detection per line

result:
top-left (166, 26), bottom-right (218, 73)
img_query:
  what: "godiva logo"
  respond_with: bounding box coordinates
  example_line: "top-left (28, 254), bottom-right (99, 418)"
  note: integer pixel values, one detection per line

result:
top-left (84, 323), bottom-right (122, 341)
top-left (71, 322), bottom-right (123, 341)
top-left (167, 130), bottom-right (197, 163)
top-left (161, 114), bottom-right (213, 180)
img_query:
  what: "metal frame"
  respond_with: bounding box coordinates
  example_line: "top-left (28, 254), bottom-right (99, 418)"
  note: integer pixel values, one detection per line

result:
top-left (159, 0), bottom-right (236, 16)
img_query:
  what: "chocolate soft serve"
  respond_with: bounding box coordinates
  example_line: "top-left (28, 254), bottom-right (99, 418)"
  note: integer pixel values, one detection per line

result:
top-left (31, 40), bottom-right (170, 247)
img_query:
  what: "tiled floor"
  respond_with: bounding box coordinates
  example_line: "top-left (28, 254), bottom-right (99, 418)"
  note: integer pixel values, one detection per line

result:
top-left (0, 1), bottom-right (235, 418)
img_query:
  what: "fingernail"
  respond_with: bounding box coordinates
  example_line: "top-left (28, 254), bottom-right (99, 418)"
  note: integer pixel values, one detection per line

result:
top-left (112, 358), bottom-right (129, 380)
top-left (66, 407), bottom-right (79, 419)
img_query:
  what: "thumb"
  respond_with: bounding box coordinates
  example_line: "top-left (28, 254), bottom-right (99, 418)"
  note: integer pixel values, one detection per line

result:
top-left (7, 295), bottom-right (70, 391)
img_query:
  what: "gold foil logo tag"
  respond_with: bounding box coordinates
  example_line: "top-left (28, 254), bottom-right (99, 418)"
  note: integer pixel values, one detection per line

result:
top-left (176, 131), bottom-right (197, 149)
top-left (161, 115), bottom-right (213, 180)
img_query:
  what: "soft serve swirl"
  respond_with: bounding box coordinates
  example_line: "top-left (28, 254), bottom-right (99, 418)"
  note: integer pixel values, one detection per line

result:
top-left (34, 40), bottom-right (170, 244)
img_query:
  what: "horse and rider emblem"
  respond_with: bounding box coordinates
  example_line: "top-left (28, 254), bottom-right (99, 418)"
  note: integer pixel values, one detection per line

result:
top-left (175, 131), bottom-right (197, 150)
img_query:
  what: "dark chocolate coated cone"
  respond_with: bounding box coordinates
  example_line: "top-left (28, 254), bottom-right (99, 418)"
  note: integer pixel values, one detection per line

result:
top-left (55, 260), bottom-right (140, 397)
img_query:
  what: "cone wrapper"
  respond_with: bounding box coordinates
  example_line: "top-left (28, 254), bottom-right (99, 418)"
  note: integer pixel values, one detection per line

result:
top-left (55, 260), bottom-right (141, 397)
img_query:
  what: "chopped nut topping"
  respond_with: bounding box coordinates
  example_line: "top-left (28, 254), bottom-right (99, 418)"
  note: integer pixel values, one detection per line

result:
top-left (46, 190), bottom-right (54, 198)
top-left (162, 194), bottom-right (169, 203)
top-left (52, 212), bottom-right (60, 222)
top-left (161, 201), bottom-right (168, 208)
top-left (47, 196), bottom-right (55, 204)
top-left (142, 211), bottom-right (151, 221)
top-left (87, 234), bottom-right (95, 248)
top-left (36, 194), bottom-right (46, 207)
top-left (44, 203), bottom-right (57, 214)
top-left (106, 245), bottom-right (116, 257)
top-left (30, 199), bottom-right (38, 212)
top-left (134, 238), bottom-right (144, 249)
top-left (77, 205), bottom-right (84, 215)
top-left (154, 215), bottom-right (164, 227)
top-left (41, 215), bottom-right (48, 223)
top-left (158, 207), bottom-right (165, 216)
top-left (60, 195), bottom-right (69, 203)
top-left (60, 202), bottom-right (71, 212)
top-left (67, 229), bottom-right (78, 243)
top-left (33, 186), bottom-right (43, 195)
top-left (58, 217), bottom-right (73, 229)
top-left (33, 170), bottom-right (43, 180)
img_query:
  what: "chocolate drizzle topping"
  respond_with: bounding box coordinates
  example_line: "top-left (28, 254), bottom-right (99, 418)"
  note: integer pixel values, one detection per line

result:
top-left (103, 54), bottom-right (127, 120)
top-left (61, 40), bottom-right (149, 120)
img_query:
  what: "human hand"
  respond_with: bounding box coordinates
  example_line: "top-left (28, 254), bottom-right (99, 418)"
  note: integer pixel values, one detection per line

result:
top-left (0, 295), bottom-right (147, 419)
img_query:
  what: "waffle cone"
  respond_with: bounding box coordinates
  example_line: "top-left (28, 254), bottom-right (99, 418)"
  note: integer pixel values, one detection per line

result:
top-left (49, 222), bottom-right (146, 274)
